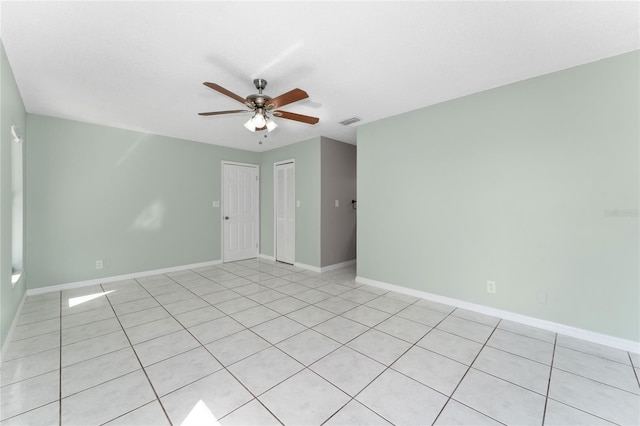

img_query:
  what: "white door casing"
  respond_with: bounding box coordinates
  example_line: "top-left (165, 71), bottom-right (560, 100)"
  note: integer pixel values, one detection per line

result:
top-left (222, 162), bottom-right (259, 262)
top-left (275, 160), bottom-right (295, 264)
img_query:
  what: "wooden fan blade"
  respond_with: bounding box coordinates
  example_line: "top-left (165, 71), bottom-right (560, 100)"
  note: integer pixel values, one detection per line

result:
top-left (203, 82), bottom-right (247, 104)
top-left (266, 88), bottom-right (309, 109)
top-left (273, 110), bottom-right (319, 125)
top-left (198, 110), bottom-right (248, 116)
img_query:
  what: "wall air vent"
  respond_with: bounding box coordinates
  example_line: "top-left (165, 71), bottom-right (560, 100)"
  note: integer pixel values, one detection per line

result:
top-left (339, 117), bottom-right (361, 126)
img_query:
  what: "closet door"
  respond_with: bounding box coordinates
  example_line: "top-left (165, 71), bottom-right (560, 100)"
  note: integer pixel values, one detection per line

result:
top-left (275, 161), bottom-right (295, 264)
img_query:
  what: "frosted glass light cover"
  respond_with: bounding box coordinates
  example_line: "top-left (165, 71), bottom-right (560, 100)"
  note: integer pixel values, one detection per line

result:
top-left (252, 113), bottom-right (266, 128)
top-left (244, 118), bottom-right (256, 132)
top-left (266, 118), bottom-right (278, 132)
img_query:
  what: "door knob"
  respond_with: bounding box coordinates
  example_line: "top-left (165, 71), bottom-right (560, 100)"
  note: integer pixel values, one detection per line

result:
top-left (224, 216), bottom-right (229, 220)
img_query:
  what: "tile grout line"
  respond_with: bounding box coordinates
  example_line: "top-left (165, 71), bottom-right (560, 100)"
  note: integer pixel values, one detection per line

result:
top-left (142, 264), bottom-right (299, 424)
top-left (320, 302), bottom-right (460, 426)
top-left (60, 262), bottom-right (616, 426)
top-left (59, 291), bottom-right (62, 426)
top-left (179, 261), bottom-right (369, 424)
top-left (8, 317), bottom-right (61, 344)
top-left (99, 281), bottom-right (174, 426)
top-left (99, 265), bottom-right (474, 425)
top-left (541, 344), bottom-right (632, 423)
top-left (178, 272), bottom-right (360, 407)
top-left (541, 333), bottom-right (558, 426)
top-left (551, 340), bottom-right (634, 366)
top-left (179, 263), bottom-right (362, 352)
top-left (8, 260), bottom-right (632, 425)
top-left (549, 366), bottom-right (640, 397)
top-left (629, 352), bottom-right (640, 389)
top-left (206, 262), bottom-right (367, 424)
top-left (0, 294), bottom-right (62, 424)
top-left (119, 268), bottom-right (289, 420)
top-left (6, 264), bottom-right (370, 418)
top-left (429, 317), bottom-right (503, 426)
top-left (7, 270), bottom-right (338, 362)
top-left (161, 271), bottom-right (290, 425)
top-left (4, 269), bottom-right (491, 409)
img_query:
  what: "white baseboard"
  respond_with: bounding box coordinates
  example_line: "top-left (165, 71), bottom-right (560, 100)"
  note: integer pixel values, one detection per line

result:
top-left (320, 259), bottom-right (356, 273)
top-left (259, 256), bottom-right (354, 274)
top-left (1, 291), bottom-right (27, 364)
top-left (291, 259), bottom-right (356, 274)
top-left (26, 260), bottom-right (222, 296)
top-left (258, 254), bottom-right (318, 272)
top-left (356, 276), bottom-right (640, 354)
top-left (294, 262), bottom-right (322, 273)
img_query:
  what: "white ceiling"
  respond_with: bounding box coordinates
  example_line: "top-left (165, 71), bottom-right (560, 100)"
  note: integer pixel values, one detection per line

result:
top-left (1, 1), bottom-right (638, 152)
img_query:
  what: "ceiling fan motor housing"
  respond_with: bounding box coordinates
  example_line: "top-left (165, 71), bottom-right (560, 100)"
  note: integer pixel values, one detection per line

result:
top-left (247, 79), bottom-right (272, 109)
top-left (246, 93), bottom-right (272, 109)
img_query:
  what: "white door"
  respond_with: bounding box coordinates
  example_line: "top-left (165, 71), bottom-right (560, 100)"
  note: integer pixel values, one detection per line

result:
top-left (275, 161), bottom-right (295, 264)
top-left (222, 162), bottom-right (259, 262)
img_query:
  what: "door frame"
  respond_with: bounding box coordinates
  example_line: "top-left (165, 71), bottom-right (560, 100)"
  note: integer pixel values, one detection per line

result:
top-left (221, 161), bottom-right (260, 263)
top-left (273, 159), bottom-right (295, 264)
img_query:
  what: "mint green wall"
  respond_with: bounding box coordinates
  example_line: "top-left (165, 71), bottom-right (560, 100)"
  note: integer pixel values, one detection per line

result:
top-left (24, 114), bottom-right (325, 290)
top-left (358, 51), bottom-right (639, 341)
top-left (26, 114), bottom-right (259, 289)
top-left (260, 137), bottom-right (321, 267)
top-left (1, 41), bottom-right (27, 348)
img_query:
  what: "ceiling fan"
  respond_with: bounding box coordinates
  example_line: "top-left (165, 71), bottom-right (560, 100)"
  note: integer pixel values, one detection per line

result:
top-left (198, 79), bottom-right (319, 132)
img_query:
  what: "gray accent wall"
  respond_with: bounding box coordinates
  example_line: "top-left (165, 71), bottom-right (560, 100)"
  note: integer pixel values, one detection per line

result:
top-left (26, 114), bottom-right (259, 289)
top-left (357, 51), bottom-right (639, 341)
top-left (260, 137), bottom-right (322, 267)
top-left (1, 41), bottom-right (27, 349)
top-left (321, 138), bottom-right (356, 267)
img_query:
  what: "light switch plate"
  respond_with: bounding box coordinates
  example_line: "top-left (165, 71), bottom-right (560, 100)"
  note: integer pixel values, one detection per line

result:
top-left (335, 200), bottom-right (339, 207)
top-left (212, 201), bottom-right (220, 208)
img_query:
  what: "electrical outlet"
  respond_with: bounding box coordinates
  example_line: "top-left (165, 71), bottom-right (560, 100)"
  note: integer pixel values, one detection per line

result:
top-left (96, 260), bottom-right (103, 270)
top-left (486, 280), bottom-right (496, 294)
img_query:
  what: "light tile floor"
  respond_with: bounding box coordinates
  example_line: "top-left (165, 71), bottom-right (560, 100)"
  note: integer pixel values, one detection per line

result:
top-left (1, 259), bottom-right (639, 425)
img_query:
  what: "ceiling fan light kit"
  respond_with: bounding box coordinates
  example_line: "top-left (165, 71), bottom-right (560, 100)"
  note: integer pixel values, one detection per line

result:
top-left (199, 78), bottom-right (319, 133)
top-left (243, 115), bottom-right (277, 132)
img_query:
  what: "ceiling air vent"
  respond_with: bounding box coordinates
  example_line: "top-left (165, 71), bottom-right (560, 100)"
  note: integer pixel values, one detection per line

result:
top-left (339, 117), bottom-right (361, 126)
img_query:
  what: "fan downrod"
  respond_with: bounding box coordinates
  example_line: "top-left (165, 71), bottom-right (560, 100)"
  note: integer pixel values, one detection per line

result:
top-left (253, 78), bottom-right (267, 94)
